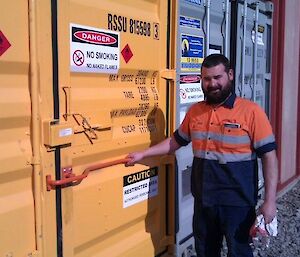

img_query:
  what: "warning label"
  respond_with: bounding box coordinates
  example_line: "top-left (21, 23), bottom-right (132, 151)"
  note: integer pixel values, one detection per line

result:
top-left (123, 168), bottom-right (158, 208)
top-left (70, 23), bottom-right (120, 74)
top-left (121, 44), bottom-right (133, 63)
top-left (180, 74), bottom-right (204, 104)
top-left (0, 31), bottom-right (11, 57)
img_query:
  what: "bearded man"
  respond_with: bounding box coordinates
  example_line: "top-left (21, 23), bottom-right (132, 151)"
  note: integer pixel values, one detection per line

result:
top-left (126, 54), bottom-right (278, 257)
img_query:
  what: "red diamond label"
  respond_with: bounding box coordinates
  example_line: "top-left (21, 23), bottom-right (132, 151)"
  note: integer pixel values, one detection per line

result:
top-left (0, 31), bottom-right (11, 57)
top-left (121, 44), bottom-right (133, 63)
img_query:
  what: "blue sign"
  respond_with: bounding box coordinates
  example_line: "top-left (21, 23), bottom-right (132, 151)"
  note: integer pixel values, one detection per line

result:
top-left (180, 16), bottom-right (201, 29)
top-left (181, 34), bottom-right (204, 72)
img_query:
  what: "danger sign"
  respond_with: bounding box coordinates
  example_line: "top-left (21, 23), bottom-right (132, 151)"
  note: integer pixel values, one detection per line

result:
top-left (70, 24), bottom-right (120, 74)
top-left (179, 74), bottom-right (204, 104)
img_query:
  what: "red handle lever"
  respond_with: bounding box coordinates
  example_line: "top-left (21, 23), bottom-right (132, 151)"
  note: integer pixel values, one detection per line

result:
top-left (46, 158), bottom-right (131, 191)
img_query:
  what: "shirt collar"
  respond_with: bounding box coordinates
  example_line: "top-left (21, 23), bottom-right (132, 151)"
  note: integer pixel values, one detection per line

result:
top-left (205, 92), bottom-right (236, 109)
top-left (223, 92), bottom-right (236, 109)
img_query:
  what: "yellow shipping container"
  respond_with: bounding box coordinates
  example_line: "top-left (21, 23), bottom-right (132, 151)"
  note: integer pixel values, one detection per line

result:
top-left (0, 1), bottom-right (177, 257)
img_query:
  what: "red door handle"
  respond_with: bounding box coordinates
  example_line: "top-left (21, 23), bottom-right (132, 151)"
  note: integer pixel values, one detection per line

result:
top-left (46, 158), bottom-right (131, 191)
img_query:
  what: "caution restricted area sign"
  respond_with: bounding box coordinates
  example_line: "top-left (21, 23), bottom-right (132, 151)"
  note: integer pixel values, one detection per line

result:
top-left (70, 23), bottom-right (120, 74)
top-left (123, 167), bottom-right (158, 208)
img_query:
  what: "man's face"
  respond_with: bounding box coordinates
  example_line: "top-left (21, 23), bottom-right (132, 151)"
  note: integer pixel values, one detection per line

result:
top-left (201, 63), bottom-right (233, 104)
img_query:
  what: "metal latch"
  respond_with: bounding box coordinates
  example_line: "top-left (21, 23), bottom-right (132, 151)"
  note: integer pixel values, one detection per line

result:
top-left (43, 120), bottom-right (73, 147)
top-left (160, 69), bottom-right (176, 81)
top-left (46, 158), bottom-right (130, 191)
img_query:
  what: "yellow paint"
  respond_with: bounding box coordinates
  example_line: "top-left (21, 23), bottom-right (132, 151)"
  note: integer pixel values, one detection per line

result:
top-left (0, 0), bottom-right (177, 256)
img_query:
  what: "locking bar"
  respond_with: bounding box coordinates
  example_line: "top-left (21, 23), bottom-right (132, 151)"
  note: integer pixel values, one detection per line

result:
top-left (46, 158), bottom-right (131, 191)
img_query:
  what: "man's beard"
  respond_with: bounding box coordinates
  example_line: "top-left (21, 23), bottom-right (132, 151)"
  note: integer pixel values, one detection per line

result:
top-left (203, 81), bottom-right (232, 104)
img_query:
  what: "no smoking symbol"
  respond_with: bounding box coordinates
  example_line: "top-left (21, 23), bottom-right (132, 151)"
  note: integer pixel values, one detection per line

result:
top-left (73, 50), bottom-right (84, 66)
top-left (180, 89), bottom-right (187, 99)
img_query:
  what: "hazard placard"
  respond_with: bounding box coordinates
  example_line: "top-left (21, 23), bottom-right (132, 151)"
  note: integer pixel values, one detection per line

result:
top-left (0, 31), bottom-right (11, 57)
top-left (121, 44), bottom-right (133, 63)
top-left (70, 24), bottom-right (120, 74)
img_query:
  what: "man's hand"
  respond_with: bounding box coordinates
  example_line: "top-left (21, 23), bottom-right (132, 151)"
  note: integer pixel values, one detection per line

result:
top-left (124, 137), bottom-right (181, 167)
top-left (259, 200), bottom-right (277, 224)
top-left (125, 152), bottom-right (145, 166)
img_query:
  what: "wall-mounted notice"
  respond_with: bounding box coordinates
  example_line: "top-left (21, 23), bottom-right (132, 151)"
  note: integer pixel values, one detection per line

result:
top-left (180, 16), bottom-right (201, 29)
top-left (70, 23), bottom-right (120, 74)
top-left (123, 168), bottom-right (158, 208)
top-left (181, 34), bottom-right (204, 72)
top-left (179, 74), bottom-right (204, 104)
top-left (251, 31), bottom-right (264, 46)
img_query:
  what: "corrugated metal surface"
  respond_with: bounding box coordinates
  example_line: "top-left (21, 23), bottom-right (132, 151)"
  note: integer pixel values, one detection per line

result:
top-left (0, 1), bottom-right (299, 257)
top-left (0, 2), bottom-right (36, 256)
top-left (50, 1), bottom-right (172, 256)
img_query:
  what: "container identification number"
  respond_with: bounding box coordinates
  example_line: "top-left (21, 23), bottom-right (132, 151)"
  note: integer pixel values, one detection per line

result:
top-left (108, 13), bottom-right (151, 37)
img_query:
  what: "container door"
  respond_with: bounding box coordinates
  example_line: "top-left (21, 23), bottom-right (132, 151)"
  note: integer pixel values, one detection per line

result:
top-left (233, 0), bottom-right (273, 196)
top-left (0, 3), bottom-right (37, 257)
top-left (174, 0), bottom-right (231, 256)
top-left (45, 1), bottom-right (172, 257)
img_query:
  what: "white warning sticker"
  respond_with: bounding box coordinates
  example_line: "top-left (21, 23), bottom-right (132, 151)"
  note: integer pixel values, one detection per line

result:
top-left (123, 168), bottom-right (158, 208)
top-left (70, 23), bottom-right (120, 74)
top-left (179, 74), bottom-right (204, 104)
top-left (59, 128), bottom-right (73, 137)
top-left (251, 31), bottom-right (264, 46)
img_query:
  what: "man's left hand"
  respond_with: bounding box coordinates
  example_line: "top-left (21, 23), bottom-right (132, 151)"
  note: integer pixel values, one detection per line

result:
top-left (259, 200), bottom-right (277, 224)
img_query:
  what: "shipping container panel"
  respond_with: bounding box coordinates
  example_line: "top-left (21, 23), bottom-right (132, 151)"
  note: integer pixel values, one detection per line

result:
top-left (48, 1), bottom-right (171, 256)
top-left (0, 2), bottom-right (36, 256)
top-left (233, 0), bottom-right (273, 198)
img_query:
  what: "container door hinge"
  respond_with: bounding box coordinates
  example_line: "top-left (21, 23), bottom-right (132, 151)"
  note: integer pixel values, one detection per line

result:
top-left (160, 69), bottom-right (176, 81)
top-left (27, 156), bottom-right (40, 165)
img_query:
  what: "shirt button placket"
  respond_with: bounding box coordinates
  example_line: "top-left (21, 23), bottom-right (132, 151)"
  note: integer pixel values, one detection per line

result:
top-left (207, 108), bottom-right (216, 156)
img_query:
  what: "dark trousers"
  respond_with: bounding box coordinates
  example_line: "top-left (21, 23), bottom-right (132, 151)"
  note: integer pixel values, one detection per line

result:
top-left (193, 202), bottom-right (256, 257)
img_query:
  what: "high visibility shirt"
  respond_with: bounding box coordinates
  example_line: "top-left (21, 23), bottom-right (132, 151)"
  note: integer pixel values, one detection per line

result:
top-left (173, 93), bottom-right (276, 206)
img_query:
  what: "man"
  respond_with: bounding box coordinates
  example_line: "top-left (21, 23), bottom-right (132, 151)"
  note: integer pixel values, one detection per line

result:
top-left (126, 54), bottom-right (278, 257)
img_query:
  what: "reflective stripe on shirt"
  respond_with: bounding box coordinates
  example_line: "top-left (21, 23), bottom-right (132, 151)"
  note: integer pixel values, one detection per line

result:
top-left (191, 131), bottom-right (251, 145)
top-left (193, 150), bottom-right (256, 163)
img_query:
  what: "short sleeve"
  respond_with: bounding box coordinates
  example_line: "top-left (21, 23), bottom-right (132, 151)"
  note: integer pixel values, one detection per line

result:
top-left (249, 104), bottom-right (277, 157)
top-left (173, 109), bottom-right (192, 146)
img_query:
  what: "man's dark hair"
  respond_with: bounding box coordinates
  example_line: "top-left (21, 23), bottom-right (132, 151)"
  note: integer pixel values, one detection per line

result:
top-left (201, 54), bottom-right (231, 73)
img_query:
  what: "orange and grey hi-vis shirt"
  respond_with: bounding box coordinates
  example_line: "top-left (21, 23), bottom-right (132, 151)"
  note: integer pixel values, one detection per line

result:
top-left (173, 93), bottom-right (276, 206)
